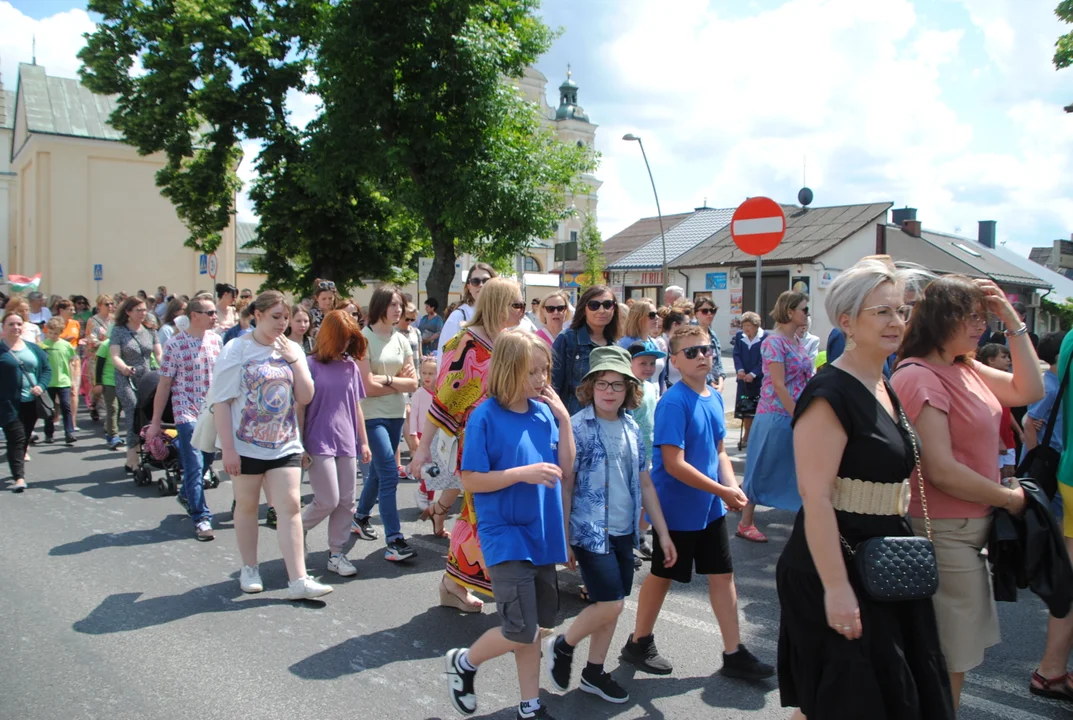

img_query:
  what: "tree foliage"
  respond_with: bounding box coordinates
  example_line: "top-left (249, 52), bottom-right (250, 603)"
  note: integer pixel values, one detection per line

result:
top-left (578, 212), bottom-right (606, 288)
top-left (79, 0), bottom-right (596, 302)
top-left (1058, 1), bottom-right (1073, 112)
top-left (1042, 296), bottom-right (1073, 330)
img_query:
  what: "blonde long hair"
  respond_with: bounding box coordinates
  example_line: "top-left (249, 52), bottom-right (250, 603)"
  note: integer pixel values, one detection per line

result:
top-left (487, 329), bottom-right (552, 408)
top-left (623, 298), bottom-right (656, 339)
top-left (465, 277), bottom-right (520, 339)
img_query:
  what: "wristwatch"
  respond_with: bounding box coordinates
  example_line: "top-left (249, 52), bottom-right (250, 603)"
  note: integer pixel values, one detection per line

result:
top-left (1004, 324), bottom-right (1028, 338)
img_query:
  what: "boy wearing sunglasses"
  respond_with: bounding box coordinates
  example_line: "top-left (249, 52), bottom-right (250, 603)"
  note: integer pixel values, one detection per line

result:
top-left (620, 325), bottom-right (774, 682)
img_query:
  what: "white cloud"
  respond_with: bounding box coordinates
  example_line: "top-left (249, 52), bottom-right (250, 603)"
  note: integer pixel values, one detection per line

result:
top-left (0, 2), bottom-right (94, 85)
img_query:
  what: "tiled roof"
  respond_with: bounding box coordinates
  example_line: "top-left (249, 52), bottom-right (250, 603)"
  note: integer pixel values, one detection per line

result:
top-left (237, 221), bottom-right (262, 254)
top-left (1029, 247), bottom-right (1052, 265)
top-left (909, 227), bottom-right (1051, 289)
top-left (673, 202), bottom-right (892, 268)
top-left (562, 211), bottom-right (692, 274)
top-left (16, 63), bottom-right (123, 141)
top-left (609, 207), bottom-right (735, 269)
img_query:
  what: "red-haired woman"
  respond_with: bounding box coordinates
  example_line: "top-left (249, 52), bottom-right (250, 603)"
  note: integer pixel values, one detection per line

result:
top-left (299, 310), bottom-right (373, 577)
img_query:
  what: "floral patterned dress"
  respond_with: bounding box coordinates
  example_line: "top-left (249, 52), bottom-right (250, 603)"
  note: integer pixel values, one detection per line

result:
top-left (428, 330), bottom-right (494, 595)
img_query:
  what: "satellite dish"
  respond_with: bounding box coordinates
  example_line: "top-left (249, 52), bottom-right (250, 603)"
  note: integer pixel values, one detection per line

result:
top-left (798, 187), bottom-right (814, 206)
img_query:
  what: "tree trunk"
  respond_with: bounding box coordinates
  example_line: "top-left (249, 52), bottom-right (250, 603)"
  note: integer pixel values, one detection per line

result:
top-left (425, 227), bottom-right (456, 311)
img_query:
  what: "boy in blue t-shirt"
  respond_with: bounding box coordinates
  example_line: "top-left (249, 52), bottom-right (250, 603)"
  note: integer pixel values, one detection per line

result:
top-left (621, 325), bottom-right (774, 681)
top-left (444, 331), bottom-right (574, 720)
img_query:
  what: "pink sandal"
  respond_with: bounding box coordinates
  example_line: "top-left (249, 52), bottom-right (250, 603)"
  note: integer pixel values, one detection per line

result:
top-left (736, 523), bottom-right (768, 543)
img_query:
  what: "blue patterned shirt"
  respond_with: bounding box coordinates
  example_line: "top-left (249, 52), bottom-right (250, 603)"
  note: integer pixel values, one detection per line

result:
top-left (569, 406), bottom-right (646, 554)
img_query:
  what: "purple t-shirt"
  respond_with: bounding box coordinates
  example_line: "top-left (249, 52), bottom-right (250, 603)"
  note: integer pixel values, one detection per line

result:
top-left (303, 356), bottom-right (366, 457)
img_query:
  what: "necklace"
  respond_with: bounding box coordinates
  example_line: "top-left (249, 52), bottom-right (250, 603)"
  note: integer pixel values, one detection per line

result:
top-left (252, 334), bottom-right (272, 347)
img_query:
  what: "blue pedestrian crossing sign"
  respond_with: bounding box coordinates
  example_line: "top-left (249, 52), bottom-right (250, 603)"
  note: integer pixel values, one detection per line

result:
top-left (199, 254), bottom-right (208, 275)
top-left (93, 264), bottom-right (103, 282)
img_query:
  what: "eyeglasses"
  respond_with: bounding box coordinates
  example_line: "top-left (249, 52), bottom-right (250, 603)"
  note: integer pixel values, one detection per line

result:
top-left (532, 300), bottom-right (540, 305)
top-left (796, 305), bottom-right (809, 315)
top-left (594, 380), bottom-right (627, 392)
top-left (966, 312), bottom-right (988, 326)
top-left (587, 300), bottom-right (615, 311)
top-left (468, 277), bottom-right (490, 287)
top-left (696, 307), bottom-right (716, 315)
top-left (676, 345), bottom-right (713, 360)
top-left (647, 311), bottom-right (658, 319)
top-left (544, 304), bottom-right (567, 314)
top-left (104, 302), bottom-right (115, 307)
top-left (317, 281), bottom-right (336, 291)
top-left (192, 309), bottom-right (218, 316)
top-left (862, 305), bottom-right (913, 322)
top-left (510, 302), bottom-right (526, 310)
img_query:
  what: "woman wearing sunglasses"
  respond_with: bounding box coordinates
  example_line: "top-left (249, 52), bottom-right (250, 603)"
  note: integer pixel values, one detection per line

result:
top-left (693, 297), bottom-right (727, 392)
top-left (617, 298), bottom-right (665, 381)
top-left (552, 285), bottom-right (621, 416)
top-left (739, 291), bottom-right (813, 543)
top-left (437, 263), bottom-right (497, 357)
top-left (535, 291), bottom-right (570, 346)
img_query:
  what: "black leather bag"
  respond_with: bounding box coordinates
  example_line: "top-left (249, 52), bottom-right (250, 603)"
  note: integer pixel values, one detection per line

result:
top-left (842, 407), bottom-right (939, 602)
top-left (1015, 359), bottom-right (1069, 500)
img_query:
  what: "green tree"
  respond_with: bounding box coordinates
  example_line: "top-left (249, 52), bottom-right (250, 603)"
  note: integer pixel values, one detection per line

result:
top-left (1057, 1), bottom-right (1073, 112)
top-left (316, 0), bottom-right (596, 306)
top-left (577, 212), bottom-right (605, 288)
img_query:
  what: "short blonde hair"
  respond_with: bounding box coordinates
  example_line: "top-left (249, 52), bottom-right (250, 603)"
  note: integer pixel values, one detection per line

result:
top-left (466, 277), bottom-right (520, 338)
top-left (45, 317), bottom-right (66, 333)
top-left (538, 291), bottom-right (570, 325)
top-left (487, 329), bottom-right (552, 407)
top-left (669, 324), bottom-right (709, 354)
top-left (623, 298), bottom-right (656, 339)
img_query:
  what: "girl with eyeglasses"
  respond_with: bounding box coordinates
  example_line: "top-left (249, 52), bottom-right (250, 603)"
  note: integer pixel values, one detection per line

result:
top-left (739, 291), bottom-right (813, 544)
top-left (437, 263), bottom-right (498, 358)
top-left (535, 291), bottom-right (570, 347)
top-left (552, 285), bottom-right (622, 416)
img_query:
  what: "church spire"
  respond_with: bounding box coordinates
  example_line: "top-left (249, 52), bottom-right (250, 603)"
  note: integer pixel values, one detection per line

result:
top-left (555, 64), bottom-right (589, 122)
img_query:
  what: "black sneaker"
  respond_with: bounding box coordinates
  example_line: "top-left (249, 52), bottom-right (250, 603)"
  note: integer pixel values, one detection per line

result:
top-left (580, 668), bottom-right (630, 704)
top-left (44, 436), bottom-right (54, 444)
top-left (517, 705), bottom-right (556, 719)
top-left (385, 538), bottom-right (417, 562)
top-left (633, 555), bottom-right (643, 570)
top-left (30, 433), bottom-right (39, 445)
top-left (351, 515), bottom-right (378, 540)
top-left (637, 534), bottom-right (653, 559)
top-left (64, 434), bottom-right (76, 445)
top-left (444, 648), bottom-right (477, 715)
top-left (720, 644), bottom-right (775, 680)
top-left (620, 633), bottom-right (673, 675)
top-left (265, 506), bottom-right (277, 528)
top-left (545, 634), bottom-right (573, 692)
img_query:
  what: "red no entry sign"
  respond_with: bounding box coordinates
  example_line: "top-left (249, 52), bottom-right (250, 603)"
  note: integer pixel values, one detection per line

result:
top-left (731, 196), bottom-right (786, 256)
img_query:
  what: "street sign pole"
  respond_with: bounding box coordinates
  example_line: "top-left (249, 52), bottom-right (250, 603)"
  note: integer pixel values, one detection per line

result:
top-left (755, 255), bottom-right (762, 317)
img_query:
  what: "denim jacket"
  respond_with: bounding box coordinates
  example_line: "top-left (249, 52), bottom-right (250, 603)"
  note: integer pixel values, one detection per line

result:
top-left (553, 326), bottom-right (601, 417)
top-left (569, 406), bottom-right (646, 554)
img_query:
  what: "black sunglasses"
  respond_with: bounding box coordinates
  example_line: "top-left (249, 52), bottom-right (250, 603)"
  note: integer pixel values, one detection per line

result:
top-left (317, 281), bottom-right (336, 291)
top-left (697, 307), bottom-right (716, 315)
top-left (510, 302), bottom-right (526, 310)
top-left (544, 304), bottom-right (567, 314)
top-left (677, 345), bottom-right (713, 360)
top-left (192, 309), bottom-right (218, 316)
top-left (587, 300), bottom-right (615, 311)
top-left (468, 277), bottom-right (490, 287)
top-left (796, 305), bottom-right (809, 315)
top-left (647, 311), bottom-right (657, 319)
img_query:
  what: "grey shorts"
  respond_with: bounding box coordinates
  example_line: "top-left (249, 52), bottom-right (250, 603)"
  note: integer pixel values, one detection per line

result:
top-left (487, 560), bottom-right (559, 644)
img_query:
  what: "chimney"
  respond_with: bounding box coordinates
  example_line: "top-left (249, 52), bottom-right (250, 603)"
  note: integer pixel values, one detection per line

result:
top-left (875, 223), bottom-right (887, 255)
top-left (902, 219), bottom-right (922, 237)
top-left (891, 207), bottom-right (917, 226)
top-left (978, 220), bottom-right (996, 249)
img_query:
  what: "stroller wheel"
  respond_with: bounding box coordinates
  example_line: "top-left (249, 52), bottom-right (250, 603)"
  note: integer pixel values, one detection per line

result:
top-left (166, 475), bottom-right (179, 496)
top-left (133, 467), bottom-right (147, 486)
top-left (157, 477), bottom-right (170, 496)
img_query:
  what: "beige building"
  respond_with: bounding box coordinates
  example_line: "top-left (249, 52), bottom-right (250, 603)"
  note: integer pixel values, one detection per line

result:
top-left (4, 62), bottom-right (237, 300)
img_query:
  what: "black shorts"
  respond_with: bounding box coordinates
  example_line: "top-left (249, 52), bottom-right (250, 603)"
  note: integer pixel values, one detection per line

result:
top-left (651, 516), bottom-right (733, 583)
top-left (239, 453), bottom-right (302, 476)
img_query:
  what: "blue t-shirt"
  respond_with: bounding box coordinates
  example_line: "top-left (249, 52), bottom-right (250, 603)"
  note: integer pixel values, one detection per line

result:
top-left (1028, 370), bottom-right (1064, 453)
top-left (461, 398), bottom-right (568, 568)
top-left (650, 381), bottom-right (727, 531)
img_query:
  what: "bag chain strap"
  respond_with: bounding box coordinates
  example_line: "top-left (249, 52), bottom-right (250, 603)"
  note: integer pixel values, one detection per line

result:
top-left (839, 404), bottom-right (932, 557)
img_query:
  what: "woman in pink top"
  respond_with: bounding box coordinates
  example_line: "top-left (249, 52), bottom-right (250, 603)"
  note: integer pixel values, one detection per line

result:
top-left (891, 274), bottom-right (1043, 711)
top-left (535, 291), bottom-right (570, 347)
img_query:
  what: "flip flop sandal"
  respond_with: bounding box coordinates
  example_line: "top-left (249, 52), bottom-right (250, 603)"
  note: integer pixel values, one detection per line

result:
top-left (736, 523), bottom-right (768, 543)
top-left (579, 586), bottom-right (593, 603)
top-left (1030, 671), bottom-right (1073, 701)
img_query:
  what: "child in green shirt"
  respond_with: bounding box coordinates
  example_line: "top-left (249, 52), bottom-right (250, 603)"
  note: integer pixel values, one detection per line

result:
top-left (94, 339), bottom-right (123, 449)
top-left (42, 318), bottom-right (77, 444)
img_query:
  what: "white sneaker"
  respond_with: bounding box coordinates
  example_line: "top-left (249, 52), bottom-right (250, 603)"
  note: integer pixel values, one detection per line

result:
top-left (288, 576), bottom-right (333, 600)
top-left (239, 565), bottom-right (263, 593)
top-left (327, 553), bottom-right (358, 577)
top-left (413, 487), bottom-right (431, 512)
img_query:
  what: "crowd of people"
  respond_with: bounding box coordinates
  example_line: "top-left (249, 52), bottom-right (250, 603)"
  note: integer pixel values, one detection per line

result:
top-left (1, 260), bottom-right (1072, 720)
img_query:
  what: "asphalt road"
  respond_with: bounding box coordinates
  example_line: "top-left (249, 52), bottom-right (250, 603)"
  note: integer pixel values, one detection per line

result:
top-left (1, 420), bottom-right (1070, 720)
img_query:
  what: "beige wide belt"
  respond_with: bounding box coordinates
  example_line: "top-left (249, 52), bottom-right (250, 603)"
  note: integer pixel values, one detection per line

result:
top-left (831, 477), bottom-right (910, 516)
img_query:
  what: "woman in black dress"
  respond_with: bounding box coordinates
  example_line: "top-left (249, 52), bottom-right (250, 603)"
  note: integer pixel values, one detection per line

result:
top-left (777, 258), bottom-right (954, 719)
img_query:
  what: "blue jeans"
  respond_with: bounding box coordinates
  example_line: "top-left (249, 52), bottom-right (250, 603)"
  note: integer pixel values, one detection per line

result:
top-left (175, 422), bottom-right (214, 524)
top-left (45, 387), bottom-right (74, 437)
top-left (355, 417), bottom-right (405, 543)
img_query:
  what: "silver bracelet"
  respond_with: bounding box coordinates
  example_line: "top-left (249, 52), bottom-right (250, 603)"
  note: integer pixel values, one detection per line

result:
top-left (1004, 323), bottom-right (1028, 338)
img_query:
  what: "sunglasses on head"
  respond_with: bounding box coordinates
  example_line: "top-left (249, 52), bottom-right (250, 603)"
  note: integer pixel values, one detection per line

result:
top-left (676, 344), bottom-right (713, 360)
top-left (510, 302), bottom-right (526, 310)
top-left (587, 300), bottom-right (615, 311)
top-left (544, 304), bottom-right (567, 314)
top-left (697, 307), bottom-right (716, 315)
top-left (468, 276), bottom-right (490, 287)
top-left (317, 281), bottom-right (336, 291)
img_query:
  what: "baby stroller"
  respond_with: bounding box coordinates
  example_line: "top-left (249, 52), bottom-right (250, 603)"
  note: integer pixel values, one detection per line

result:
top-left (131, 371), bottom-right (220, 496)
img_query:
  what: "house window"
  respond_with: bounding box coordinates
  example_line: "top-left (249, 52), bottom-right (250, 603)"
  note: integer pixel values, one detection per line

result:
top-left (523, 255), bottom-right (541, 272)
top-left (570, 230), bottom-right (578, 244)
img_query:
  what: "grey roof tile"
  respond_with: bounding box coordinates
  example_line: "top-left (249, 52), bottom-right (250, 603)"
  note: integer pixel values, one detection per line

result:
top-left (609, 207), bottom-right (735, 269)
top-left (912, 228), bottom-right (1051, 289)
top-left (17, 63), bottom-right (122, 142)
top-left (562, 211), bottom-right (692, 274)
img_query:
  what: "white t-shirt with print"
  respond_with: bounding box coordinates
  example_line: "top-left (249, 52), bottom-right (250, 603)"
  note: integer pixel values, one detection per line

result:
top-left (212, 334), bottom-right (304, 460)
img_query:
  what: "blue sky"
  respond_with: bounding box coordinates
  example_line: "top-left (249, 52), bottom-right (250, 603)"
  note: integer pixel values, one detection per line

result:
top-left (1, 0), bottom-right (1070, 258)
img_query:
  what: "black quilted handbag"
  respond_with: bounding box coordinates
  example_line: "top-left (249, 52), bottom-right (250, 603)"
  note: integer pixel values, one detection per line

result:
top-left (841, 407), bottom-right (939, 602)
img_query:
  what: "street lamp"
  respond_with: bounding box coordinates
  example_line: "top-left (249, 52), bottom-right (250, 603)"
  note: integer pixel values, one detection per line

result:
top-left (623, 133), bottom-right (668, 301)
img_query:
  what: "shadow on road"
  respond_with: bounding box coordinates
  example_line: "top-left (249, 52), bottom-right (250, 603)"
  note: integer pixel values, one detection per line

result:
top-left (49, 513), bottom-right (192, 556)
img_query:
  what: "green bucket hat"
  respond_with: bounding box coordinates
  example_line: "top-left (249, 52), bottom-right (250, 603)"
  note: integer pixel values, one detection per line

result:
top-left (583, 345), bottom-right (638, 383)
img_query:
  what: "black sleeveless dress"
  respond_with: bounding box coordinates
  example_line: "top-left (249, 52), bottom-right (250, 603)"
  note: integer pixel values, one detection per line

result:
top-left (776, 366), bottom-right (954, 719)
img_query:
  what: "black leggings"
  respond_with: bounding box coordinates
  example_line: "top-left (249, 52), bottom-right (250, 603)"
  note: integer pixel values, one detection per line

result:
top-left (5, 401), bottom-right (36, 480)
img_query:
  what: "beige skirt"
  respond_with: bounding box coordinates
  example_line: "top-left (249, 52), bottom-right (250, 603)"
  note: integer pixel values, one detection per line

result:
top-left (911, 515), bottom-right (999, 673)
